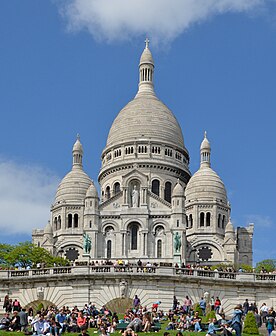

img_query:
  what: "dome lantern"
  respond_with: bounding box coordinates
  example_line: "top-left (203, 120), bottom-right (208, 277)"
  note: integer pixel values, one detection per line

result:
top-left (72, 134), bottom-right (83, 169)
top-left (200, 131), bottom-right (211, 168)
top-left (137, 38), bottom-right (155, 96)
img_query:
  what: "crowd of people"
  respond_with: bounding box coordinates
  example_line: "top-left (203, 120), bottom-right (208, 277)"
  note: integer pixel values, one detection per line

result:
top-left (0, 293), bottom-right (275, 336)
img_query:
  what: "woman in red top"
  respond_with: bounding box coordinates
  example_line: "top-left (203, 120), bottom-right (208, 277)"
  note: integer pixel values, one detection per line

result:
top-left (77, 311), bottom-right (87, 331)
top-left (214, 297), bottom-right (221, 313)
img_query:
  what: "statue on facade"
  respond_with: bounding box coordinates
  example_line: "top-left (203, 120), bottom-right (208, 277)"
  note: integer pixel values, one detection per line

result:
top-left (83, 232), bottom-right (92, 254)
top-left (132, 185), bottom-right (139, 207)
top-left (203, 291), bottom-right (210, 305)
top-left (119, 279), bottom-right (128, 298)
top-left (174, 232), bottom-right (181, 253)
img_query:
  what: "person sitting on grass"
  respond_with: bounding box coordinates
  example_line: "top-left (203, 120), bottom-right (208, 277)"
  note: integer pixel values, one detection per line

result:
top-left (206, 318), bottom-right (220, 336)
top-left (123, 327), bottom-right (136, 336)
top-left (0, 312), bottom-right (11, 331)
top-left (78, 325), bottom-right (90, 336)
top-left (191, 311), bottom-right (202, 332)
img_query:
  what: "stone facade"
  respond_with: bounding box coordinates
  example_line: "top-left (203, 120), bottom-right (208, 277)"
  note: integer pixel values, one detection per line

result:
top-left (32, 42), bottom-right (253, 266)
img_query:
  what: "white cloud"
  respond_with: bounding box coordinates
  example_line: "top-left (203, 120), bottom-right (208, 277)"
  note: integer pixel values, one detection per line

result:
top-left (245, 214), bottom-right (273, 228)
top-left (0, 159), bottom-right (59, 235)
top-left (57, 0), bottom-right (264, 43)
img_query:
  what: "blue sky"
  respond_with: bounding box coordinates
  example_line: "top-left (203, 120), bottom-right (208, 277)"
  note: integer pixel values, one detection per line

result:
top-left (0, 0), bottom-right (275, 264)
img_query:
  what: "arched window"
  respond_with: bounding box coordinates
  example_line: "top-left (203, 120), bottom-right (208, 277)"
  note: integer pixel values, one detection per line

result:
top-left (206, 212), bottom-right (211, 226)
top-left (106, 186), bottom-right (111, 199)
top-left (200, 212), bottom-right (205, 227)
top-left (58, 215), bottom-right (61, 230)
top-left (114, 182), bottom-right (120, 195)
top-left (157, 239), bottom-right (162, 258)
top-left (152, 179), bottom-right (160, 196)
top-left (54, 217), bottom-right (57, 230)
top-left (222, 215), bottom-right (225, 229)
top-left (218, 214), bottom-right (221, 228)
top-left (130, 223), bottom-right (139, 250)
top-left (68, 214), bottom-right (72, 228)
top-left (164, 181), bottom-right (172, 203)
top-left (107, 240), bottom-right (112, 259)
top-left (74, 214), bottom-right (78, 228)
top-left (189, 214), bottom-right (193, 228)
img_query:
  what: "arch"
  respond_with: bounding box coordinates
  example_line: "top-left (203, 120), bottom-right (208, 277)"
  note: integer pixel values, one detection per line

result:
top-left (54, 217), bottom-right (57, 230)
top-left (73, 214), bottom-right (78, 228)
top-left (129, 223), bottom-right (139, 250)
top-left (206, 212), bottom-right (211, 227)
top-left (242, 255), bottom-right (249, 264)
top-left (151, 179), bottom-right (160, 196)
top-left (150, 219), bottom-right (169, 233)
top-left (157, 239), bottom-right (162, 258)
top-left (189, 214), bottom-right (193, 228)
top-left (107, 240), bottom-right (112, 259)
top-left (222, 215), bottom-right (226, 229)
top-left (25, 300), bottom-right (56, 312)
top-left (113, 182), bottom-right (121, 195)
top-left (58, 215), bottom-right (61, 230)
top-left (164, 181), bottom-right (172, 203)
top-left (68, 214), bottom-right (72, 228)
top-left (106, 186), bottom-right (111, 200)
top-left (101, 220), bottom-right (120, 232)
top-left (218, 214), bottom-right (221, 228)
top-left (200, 212), bottom-right (205, 227)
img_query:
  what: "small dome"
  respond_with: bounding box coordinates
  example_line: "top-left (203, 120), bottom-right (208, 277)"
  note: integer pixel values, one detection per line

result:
top-left (172, 181), bottom-right (184, 197)
top-left (200, 132), bottom-right (211, 151)
top-left (225, 219), bottom-right (235, 233)
top-left (140, 46), bottom-right (154, 65)
top-left (185, 167), bottom-right (227, 204)
top-left (44, 221), bottom-right (53, 234)
top-left (55, 168), bottom-right (92, 204)
top-left (73, 135), bottom-right (83, 153)
top-left (86, 182), bottom-right (98, 198)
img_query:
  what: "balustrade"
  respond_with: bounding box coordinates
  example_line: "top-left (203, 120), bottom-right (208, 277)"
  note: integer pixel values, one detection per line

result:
top-left (0, 266), bottom-right (274, 283)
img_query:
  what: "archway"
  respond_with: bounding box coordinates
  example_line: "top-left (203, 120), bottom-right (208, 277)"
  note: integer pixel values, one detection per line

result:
top-left (24, 299), bottom-right (56, 312)
top-left (105, 297), bottom-right (132, 314)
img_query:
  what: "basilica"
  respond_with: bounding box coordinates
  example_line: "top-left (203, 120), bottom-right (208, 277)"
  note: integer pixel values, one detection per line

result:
top-left (32, 42), bottom-right (253, 266)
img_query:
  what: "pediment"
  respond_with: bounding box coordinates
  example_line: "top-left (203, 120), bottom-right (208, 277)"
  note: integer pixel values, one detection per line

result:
top-left (122, 168), bottom-right (148, 185)
top-left (100, 192), bottom-right (124, 211)
top-left (148, 192), bottom-right (172, 210)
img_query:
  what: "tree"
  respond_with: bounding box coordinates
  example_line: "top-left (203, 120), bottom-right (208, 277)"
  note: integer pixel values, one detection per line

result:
top-left (243, 311), bottom-right (259, 335)
top-left (255, 259), bottom-right (276, 273)
top-left (4, 241), bottom-right (68, 268)
top-left (0, 243), bottom-right (14, 267)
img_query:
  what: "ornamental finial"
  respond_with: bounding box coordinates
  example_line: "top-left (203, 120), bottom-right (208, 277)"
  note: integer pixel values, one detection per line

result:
top-left (145, 37), bottom-right (150, 49)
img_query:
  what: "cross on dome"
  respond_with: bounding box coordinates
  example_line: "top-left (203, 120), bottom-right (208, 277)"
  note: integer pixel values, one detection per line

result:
top-left (145, 37), bottom-right (150, 49)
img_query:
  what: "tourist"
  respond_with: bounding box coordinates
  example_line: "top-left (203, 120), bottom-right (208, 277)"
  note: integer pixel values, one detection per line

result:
top-left (31, 314), bottom-right (49, 335)
top-left (8, 310), bottom-right (21, 331)
top-left (78, 325), bottom-right (90, 336)
top-left (133, 295), bottom-right (140, 309)
top-left (243, 299), bottom-right (249, 315)
top-left (184, 296), bottom-right (192, 314)
top-left (0, 312), bottom-right (10, 331)
top-left (206, 318), bottom-right (220, 336)
top-left (173, 295), bottom-right (178, 311)
top-left (227, 304), bottom-right (243, 336)
top-left (261, 303), bottom-right (269, 323)
top-left (199, 297), bottom-right (207, 316)
top-left (18, 308), bottom-right (28, 332)
top-left (214, 297), bottom-right (221, 314)
top-left (77, 311), bottom-right (87, 331)
top-left (266, 315), bottom-right (275, 336)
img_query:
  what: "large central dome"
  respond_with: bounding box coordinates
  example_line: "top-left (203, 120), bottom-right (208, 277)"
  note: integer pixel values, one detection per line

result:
top-left (106, 94), bottom-right (184, 148)
top-left (106, 41), bottom-right (185, 150)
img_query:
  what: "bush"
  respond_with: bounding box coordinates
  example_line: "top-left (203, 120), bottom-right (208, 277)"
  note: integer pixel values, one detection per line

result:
top-left (243, 311), bottom-right (259, 335)
top-left (193, 303), bottom-right (203, 316)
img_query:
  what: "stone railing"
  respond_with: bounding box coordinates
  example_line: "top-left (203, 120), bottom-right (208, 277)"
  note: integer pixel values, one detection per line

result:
top-left (0, 266), bottom-right (275, 283)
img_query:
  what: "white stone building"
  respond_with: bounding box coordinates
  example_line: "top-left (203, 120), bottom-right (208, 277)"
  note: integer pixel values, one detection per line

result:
top-left (32, 42), bottom-right (253, 266)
